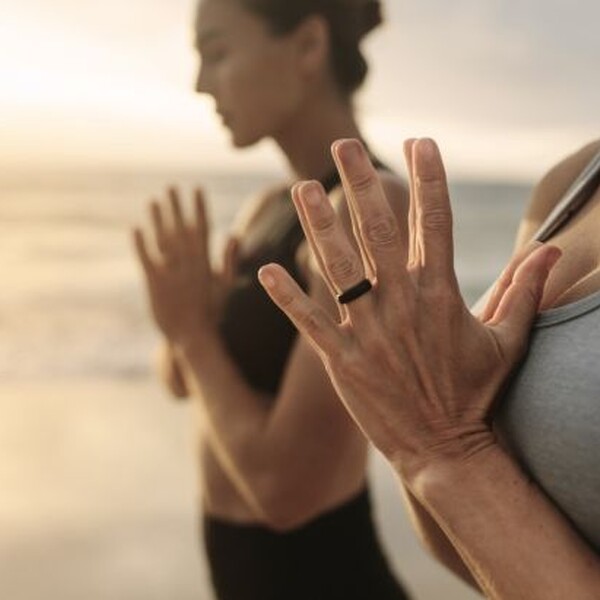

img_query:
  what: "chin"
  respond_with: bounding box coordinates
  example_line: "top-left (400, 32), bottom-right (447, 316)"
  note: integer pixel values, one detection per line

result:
top-left (228, 127), bottom-right (266, 150)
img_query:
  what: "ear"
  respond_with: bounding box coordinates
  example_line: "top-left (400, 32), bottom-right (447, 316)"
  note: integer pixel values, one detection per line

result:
top-left (292, 15), bottom-right (330, 79)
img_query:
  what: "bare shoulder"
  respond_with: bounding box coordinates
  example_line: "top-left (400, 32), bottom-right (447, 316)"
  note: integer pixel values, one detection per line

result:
top-left (231, 182), bottom-right (289, 237)
top-left (515, 140), bottom-right (600, 248)
top-left (378, 171), bottom-right (411, 220)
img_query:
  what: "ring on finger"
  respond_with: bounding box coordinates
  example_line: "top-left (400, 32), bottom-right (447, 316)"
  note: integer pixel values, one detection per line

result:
top-left (337, 279), bottom-right (373, 305)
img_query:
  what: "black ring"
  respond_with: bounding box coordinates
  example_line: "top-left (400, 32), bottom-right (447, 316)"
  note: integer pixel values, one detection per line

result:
top-left (337, 279), bottom-right (373, 305)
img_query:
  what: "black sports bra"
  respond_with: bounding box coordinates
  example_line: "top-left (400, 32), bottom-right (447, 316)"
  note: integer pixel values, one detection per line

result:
top-left (219, 159), bottom-right (390, 395)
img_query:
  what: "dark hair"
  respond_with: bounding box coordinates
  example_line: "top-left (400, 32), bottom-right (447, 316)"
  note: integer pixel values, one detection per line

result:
top-left (236, 0), bottom-right (383, 95)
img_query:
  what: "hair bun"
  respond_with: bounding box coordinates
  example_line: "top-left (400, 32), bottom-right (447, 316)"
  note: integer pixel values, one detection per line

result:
top-left (359, 1), bottom-right (383, 39)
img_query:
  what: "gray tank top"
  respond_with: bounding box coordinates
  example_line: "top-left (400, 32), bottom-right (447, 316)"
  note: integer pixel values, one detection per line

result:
top-left (495, 290), bottom-right (600, 552)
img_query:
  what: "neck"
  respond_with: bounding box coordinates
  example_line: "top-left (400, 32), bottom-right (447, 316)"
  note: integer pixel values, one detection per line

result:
top-left (272, 90), bottom-right (363, 182)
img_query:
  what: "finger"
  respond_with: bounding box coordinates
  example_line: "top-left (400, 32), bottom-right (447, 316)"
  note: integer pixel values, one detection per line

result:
top-left (194, 189), bottom-right (211, 270)
top-left (168, 187), bottom-right (188, 242)
top-left (332, 139), bottom-right (410, 292)
top-left (290, 182), bottom-right (333, 294)
top-left (222, 236), bottom-right (240, 287)
top-left (330, 140), bottom-right (374, 276)
top-left (291, 182), bottom-right (346, 323)
top-left (132, 228), bottom-right (154, 275)
top-left (162, 187), bottom-right (190, 260)
top-left (292, 181), bottom-right (353, 296)
top-left (413, 138), bottom-right (456, 285)
top-left (150, 201), bottom-right (170, 258)
top-left (403, 139), bottom-right (419, 267)
top-left (480, 241), bottom-right (544, 322)
top-left (490, 245), bottom-right (562, 356)
top-left (258, 263), bottom-right (345, 357)
top-left (293, 180), bottom-right (374, 321)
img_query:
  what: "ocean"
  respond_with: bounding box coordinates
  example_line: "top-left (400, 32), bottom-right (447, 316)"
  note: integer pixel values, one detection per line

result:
top-left (0, 169), bottom-right (532, 382)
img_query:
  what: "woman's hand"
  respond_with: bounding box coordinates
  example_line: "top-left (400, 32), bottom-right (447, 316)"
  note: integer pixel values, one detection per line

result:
top-left (259, 138), bottom-right (561, 483)
top-left (133, 188), bottom-right (238, 348)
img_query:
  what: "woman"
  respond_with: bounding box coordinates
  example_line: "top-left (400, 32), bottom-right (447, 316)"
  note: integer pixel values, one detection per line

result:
top-left (260, 137), bottom-right (600, 598)
top-left (133, 1), bottom-right (410, 599)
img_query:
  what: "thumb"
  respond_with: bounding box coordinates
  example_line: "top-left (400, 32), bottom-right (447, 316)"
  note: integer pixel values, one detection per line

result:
top-left (490, 245), bottom-right (562, 358)
top-left (223, 236), bottom-right (240, 286)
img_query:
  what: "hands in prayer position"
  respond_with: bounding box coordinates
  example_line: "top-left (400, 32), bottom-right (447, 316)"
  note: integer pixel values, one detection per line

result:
top-left (133, 188), bottom-right (238, 349)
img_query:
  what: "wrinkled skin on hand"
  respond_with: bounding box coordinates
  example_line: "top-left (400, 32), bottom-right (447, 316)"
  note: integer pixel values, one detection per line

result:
top-left (259, 138), bottom-right (561, 480)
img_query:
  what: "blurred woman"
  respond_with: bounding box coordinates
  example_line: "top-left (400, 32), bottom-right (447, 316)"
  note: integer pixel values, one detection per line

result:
top-left (260, 137), bottom-right (600, 599)
top-left (133, 1), bottom-right (410, 599)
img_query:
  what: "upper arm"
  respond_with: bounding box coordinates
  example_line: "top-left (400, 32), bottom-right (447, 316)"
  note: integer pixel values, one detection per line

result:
top-left (514, 140), bottom-right (600, 251)
top-left (230, 183), bottom-right (289, 238)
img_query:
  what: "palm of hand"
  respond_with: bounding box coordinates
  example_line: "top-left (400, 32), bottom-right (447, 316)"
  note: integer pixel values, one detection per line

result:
top-left (133, 188), bottom-right (238, 346)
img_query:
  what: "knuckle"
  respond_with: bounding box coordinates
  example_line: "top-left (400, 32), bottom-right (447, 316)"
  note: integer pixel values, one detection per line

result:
top-left (298, 307), bottom-right (325, 335)
top-left (333, 351), bottom-right (361, 381)
top-left (312, 212), bottom-right (336, 235)
top-left (329, 254), bottom-right (362, 282)
top-left (417, 177), bottom-right (448, 199)
top-left (277, 288), bottom-right (296, 309)
top-left (422, 206), bottom-right (452, 232)
top-left (362, 214), bottom-right (399, 247)
top-left (349, 169), bottom-right (378, 198)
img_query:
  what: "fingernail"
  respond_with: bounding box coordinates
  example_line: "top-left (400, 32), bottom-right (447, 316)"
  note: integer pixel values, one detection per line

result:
top-left (545, 247), bottom-right (562, 270)
top-left (258, 267), bottom-right (276, 289)
top-left (301, 181), bottom-right (323, 207)
top-left (336, 139), bottom-right (365, 166)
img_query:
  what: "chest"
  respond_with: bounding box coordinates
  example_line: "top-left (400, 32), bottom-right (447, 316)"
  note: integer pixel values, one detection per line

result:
top-left (495, 306), bottom-right (600, 551)
top-left (542, 192), bottom-right (600, 308)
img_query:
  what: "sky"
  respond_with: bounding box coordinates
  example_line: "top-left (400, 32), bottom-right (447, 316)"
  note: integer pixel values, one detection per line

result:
top-left (1, 0), bottom-right (599, 180)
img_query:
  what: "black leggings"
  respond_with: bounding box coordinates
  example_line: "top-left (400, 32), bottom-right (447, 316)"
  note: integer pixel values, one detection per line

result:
top-left (203, 488), bottom-right (410, 600)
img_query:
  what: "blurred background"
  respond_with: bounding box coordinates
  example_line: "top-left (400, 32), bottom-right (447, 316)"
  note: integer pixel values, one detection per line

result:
top-left (0, 1), bottom-right (598, 598)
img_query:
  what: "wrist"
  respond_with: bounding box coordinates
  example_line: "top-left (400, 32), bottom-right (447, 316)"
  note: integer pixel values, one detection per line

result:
top-left (402, 436), bottom-right (510, 503)
top-left (172, 327), bottom-right (221, 362)
top-left (391, 428), bottom-right (501, 494)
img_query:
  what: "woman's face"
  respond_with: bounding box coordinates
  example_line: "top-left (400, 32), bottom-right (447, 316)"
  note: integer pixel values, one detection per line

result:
top-left (195, 0), bottom-right (309, 148)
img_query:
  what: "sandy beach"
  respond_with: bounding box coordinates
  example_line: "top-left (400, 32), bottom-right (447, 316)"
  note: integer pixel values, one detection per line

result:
top-left (0, 378), bottom-right (480, 600)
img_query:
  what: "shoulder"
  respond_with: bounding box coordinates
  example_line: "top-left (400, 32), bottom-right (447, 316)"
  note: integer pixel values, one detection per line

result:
top-left (378, 170), bottom-right (411, 219)
top-left (328, 168), bottom-right (409, 234)
top-left (231, 183), bottom-right (289, 237)
top-left (515, 140), bottom-right (600, 249)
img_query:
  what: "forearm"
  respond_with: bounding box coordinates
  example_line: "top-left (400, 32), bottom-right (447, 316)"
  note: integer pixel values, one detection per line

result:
top-left (173, 334), bottom-right (279, 515)
top-left (399, 484), bottom-right (481, 591)
top-left (157, 342), bottom-right (189, 399)
top-left (175, 331), bottom-right (360, 529)
top-left (407, 444), bottom-right (600, 600)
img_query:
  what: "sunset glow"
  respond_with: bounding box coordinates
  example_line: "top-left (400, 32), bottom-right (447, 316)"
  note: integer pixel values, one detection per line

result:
top-left (1, 0), bottom-right (599, 179)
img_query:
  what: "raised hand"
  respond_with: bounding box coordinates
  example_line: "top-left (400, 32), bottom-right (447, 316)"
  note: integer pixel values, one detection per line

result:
top-left (258, 138), bottom-right (561, 482)
top-left (133, 188), bottom-right (238, 347)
